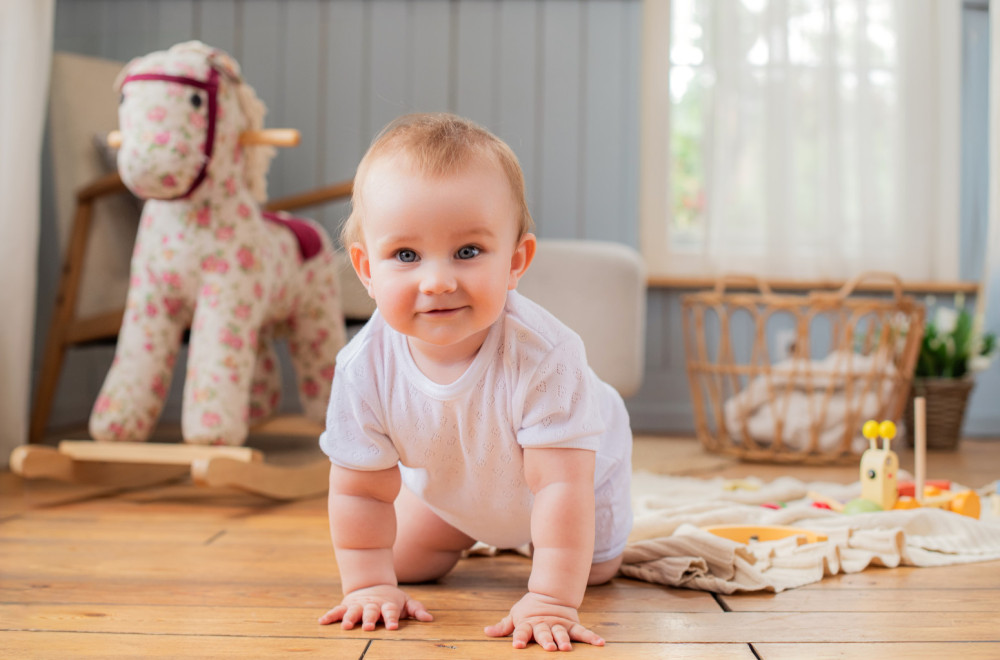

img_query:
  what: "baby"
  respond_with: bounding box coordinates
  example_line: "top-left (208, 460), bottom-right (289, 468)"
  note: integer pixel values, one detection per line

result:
top-left (318, 113), bottom-right (633, 652)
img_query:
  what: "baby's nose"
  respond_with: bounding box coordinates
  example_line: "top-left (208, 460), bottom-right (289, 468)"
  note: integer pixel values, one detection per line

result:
top-left (419, 261), bottom-right (458, 294)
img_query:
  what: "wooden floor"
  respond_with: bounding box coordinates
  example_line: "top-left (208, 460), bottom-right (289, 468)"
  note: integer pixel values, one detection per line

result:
top-left (3, 431), bottom-right (999, 659)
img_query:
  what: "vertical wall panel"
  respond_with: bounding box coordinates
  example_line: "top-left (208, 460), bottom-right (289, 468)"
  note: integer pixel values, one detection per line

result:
top-left (582, 0), bottom-right (625, 243)
top-left (619, 0), bottom-right (641, 248)
top-left (368, 1), bottom-right (410, 140)
top-left (197, 0), bottom-right (240, 57)
top-left (279, 0), bottom-right (325, 199)
top-left (104, 0), bottom-right (158, 61)
top-left (324, 0), bottom-right (367, 236)
top-left (538, 0), bottom-right (583, 238)
top-left (409, 0), bottom-right (453, 113)
top-left (960, 4), bottom-right (996, 434)
top-left (454, 0), bottom-right (499, 125)
top-left (497, 0), bottom-right (540, 210)
top-left (960, 6), bottom-right (989, 282)
top-left (239, 2), bottom-right (285, 192)
top-left (155, 1), bottom-right (198, 50)
top-left (53, 0), bottom-right (105, 56)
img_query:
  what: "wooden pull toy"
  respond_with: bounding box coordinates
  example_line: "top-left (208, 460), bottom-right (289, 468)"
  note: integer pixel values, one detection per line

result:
top-left (819, 405), bottom-right (980, 518)
top-left (106, 128), bottom-right (301, 149)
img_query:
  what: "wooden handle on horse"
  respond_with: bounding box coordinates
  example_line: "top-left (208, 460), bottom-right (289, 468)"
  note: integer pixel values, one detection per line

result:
top-left (106, 128), bottom-right (301, 149)
top-left (239, 128), bottom-right (301, 147)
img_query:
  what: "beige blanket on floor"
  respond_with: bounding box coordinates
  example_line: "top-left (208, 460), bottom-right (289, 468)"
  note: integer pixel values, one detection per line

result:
top-left (622, 472), bottom-right (1000, 593)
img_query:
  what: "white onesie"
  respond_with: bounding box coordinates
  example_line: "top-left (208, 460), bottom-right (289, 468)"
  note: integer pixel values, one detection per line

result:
top-left (320, 290), bottom-right (633, 561)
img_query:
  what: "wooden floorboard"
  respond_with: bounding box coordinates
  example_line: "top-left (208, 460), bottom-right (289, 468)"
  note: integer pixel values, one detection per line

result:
top-left (3, 431), bottom-right (999, 656)
top-left (722, 587), bottom-right (1000, 612)
top-left (754, 642), bottom-right (1000, 660)
top-left (0, 632), bottom-right (370, 659)
top-left (362, 641), bottom-right (758, 659)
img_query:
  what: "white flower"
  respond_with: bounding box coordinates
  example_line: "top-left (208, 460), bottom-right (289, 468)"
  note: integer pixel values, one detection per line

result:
top-left (969, 355), bottom-right (993, 372)
top-left (934, 306), bottom-right (958, 335)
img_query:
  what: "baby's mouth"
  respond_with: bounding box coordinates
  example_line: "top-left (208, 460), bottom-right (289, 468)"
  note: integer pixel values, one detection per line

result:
top-left (421, 306), bottom-right (466, 316)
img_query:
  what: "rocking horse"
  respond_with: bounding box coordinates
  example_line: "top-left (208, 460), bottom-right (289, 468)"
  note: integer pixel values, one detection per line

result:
top-left (13, 42), bottom-right (349, 499)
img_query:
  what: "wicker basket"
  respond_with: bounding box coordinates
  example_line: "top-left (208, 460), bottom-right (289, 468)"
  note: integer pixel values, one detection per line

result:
top-left (904, 378), bottom-right (975, 450)
top-left (682, 272), bottom-right (925, 464)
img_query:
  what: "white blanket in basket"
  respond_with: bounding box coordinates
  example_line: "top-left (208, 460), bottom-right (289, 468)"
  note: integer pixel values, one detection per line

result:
top-left (723, 350), bottom-right (897, 453)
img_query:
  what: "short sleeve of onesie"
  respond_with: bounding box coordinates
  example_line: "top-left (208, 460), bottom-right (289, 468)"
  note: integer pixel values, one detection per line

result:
top-left (516, 333), bottom-right (605, 452)
top-left (319, 325), bottom-right (400, 471)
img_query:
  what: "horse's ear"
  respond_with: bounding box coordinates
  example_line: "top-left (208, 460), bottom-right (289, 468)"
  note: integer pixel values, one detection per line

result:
top-left (113, 56), bottom-right (143, 91)
top-left (207, 49), bottom-right (242, 83)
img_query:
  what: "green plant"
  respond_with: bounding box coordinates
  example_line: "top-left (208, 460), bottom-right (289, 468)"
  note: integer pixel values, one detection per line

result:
top-left (916, 296), bottom-right (997, 379)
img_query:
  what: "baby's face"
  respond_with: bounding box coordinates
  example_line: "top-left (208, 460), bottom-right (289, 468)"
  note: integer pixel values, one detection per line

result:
top-left (351, 156), bottom-right (534, 365)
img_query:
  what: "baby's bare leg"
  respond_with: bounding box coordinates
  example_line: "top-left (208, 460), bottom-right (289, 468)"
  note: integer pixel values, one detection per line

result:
top-left (393, 486), bottom-right (476, 583)
top-left (588, 555), bottom-right (623, 586)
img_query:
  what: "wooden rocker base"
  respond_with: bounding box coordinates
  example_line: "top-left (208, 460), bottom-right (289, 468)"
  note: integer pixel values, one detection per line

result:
top-left (10, 440), bottom-right (330, 501)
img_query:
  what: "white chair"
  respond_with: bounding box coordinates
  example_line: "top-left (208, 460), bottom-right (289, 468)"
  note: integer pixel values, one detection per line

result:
top-left (518, 239), bottom-right (647, 398)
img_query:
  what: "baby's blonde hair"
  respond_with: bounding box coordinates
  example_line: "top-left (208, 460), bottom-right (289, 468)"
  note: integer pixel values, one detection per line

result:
top-left (341, 113), bottom-right (534, 247)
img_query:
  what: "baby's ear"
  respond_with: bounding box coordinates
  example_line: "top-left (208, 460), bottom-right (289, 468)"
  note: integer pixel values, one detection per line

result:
top-left (349, 242), bottom-right (374, 298)
top-left (508, 233), bottom-right (536, 291)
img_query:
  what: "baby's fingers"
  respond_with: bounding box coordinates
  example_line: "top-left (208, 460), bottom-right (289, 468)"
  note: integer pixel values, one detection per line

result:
top-left (520, 622), bottom-right (572, 652)
top-left (550, 624), bottom-right (573, 652)
top-left (404, 598), bottom-right (434, 623)
top-left (484, 615), bottom-right (514, 639)
top-left (317, 604), bottom-right (347, 626)
top-left (512, 622), bottom-right (534, 650)
top-left (340, 604), bottom-right (364, 630)
top-left (567, 622), bottom-right (605, 647)
top-left (361, 602), bottom-right (385, 631)
top-left (373, 602), bottom-right (399, 631)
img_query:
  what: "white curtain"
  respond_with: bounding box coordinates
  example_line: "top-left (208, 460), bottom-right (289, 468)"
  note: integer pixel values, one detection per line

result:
top-left (0, 1), bottom-right (55, 466)
top-left (660, 0), bottom-right (961, 281)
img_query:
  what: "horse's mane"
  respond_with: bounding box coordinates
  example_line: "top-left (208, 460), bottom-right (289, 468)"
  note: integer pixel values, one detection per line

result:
top-left (235, 81), bottom-right (275, 204)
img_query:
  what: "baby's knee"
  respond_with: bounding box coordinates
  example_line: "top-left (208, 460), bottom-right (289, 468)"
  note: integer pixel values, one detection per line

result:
top-left (588, 554), bottom-right (623, 586)
top-left (394, 548), bottom-right (463, 584)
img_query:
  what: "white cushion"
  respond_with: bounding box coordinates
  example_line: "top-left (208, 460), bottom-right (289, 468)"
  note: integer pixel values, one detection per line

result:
top-left (49, 52), bottom-right (136, 320)
top-left (517, 239), bottom-right (646, 398)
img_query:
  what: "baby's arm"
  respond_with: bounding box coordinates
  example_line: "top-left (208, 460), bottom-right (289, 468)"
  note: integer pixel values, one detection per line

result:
top-left (318, 463), bottom-right (432, 631)
top-left (485, 447), bottom-right (605, 651)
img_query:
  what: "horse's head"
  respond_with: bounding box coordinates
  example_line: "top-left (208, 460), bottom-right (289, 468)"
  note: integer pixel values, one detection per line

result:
top-left (114, 41), bottom-right (273, 202)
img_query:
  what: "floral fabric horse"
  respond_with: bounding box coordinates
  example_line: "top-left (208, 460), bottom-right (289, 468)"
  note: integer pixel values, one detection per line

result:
top-left (89, 41), bottom-right (345, 446)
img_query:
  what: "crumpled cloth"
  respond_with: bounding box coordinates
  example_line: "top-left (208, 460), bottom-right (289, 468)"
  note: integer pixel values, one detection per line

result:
top-left (622, 472), bottom-right (1000, 593)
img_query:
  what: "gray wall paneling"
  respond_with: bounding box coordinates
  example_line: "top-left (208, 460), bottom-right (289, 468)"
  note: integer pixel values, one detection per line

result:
top-left (497, 1), bottom-right (540, 212)
top-left (538, 0), bottom-right (582, 238)
top-left (961, 3), bottom-right (998, 435)
top-left (36, 0), bottom-right (998, 437)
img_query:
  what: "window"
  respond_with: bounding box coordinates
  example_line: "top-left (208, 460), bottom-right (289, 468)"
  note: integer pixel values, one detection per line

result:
top-left (640, 0), bottom-right (962, 281)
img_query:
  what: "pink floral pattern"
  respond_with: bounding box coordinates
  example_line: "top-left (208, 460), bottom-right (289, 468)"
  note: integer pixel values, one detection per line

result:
top-left (89, 41), bottom-right (345, 446)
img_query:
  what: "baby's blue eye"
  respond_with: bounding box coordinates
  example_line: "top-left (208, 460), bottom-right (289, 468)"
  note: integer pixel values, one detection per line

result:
top-left (456, 246), bottom-right (480, 260)
top-left (396, 249), bottom-right (418, 263)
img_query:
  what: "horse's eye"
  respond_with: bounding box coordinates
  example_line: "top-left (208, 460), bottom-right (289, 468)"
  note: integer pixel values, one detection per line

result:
top-left (119, 93), bottom-right (125, 105)
top-left (190, 93), bottom-right (203, 109)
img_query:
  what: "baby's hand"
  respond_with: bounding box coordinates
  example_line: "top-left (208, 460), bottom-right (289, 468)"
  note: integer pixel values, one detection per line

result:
top-left (318, 584), bottom-right (433, 631)
top-left (484, 592), bottom-right (605, 651)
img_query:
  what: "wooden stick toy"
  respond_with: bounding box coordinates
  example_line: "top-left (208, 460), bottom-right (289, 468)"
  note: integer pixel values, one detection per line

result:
top-left (106, 128), bottom-right (301, 149)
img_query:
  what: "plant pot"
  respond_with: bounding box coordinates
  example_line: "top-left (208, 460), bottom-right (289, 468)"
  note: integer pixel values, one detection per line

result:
top-left (904, 377), bottom-right (975, 450)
